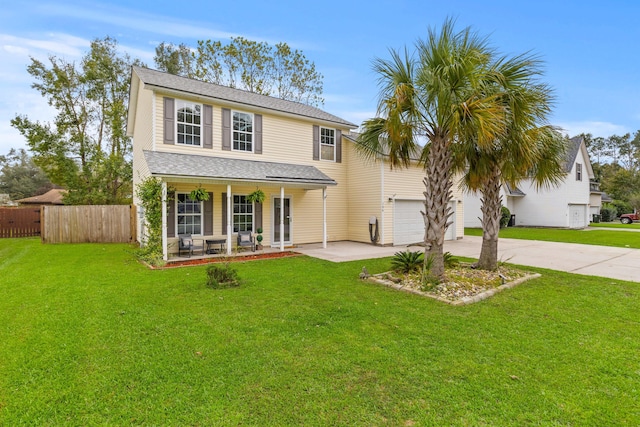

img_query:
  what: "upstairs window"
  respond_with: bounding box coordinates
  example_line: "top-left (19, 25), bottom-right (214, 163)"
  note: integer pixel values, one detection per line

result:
top-left (177, 193), bottom-right (202, 235)
top-left (176, 101), bottom-right (202, 146)
top-left (320, 127), bottom-right (335, 161)
top-left (233, 111), bottom-right (253, 152)
top-left (576, 163), bottom-right (582, 181)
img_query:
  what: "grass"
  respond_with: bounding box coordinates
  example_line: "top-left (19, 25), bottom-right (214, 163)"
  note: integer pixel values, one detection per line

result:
top-left (591, 221), bottom-right (640, 229)
top-left (465, 226), bottom-right (640, 249)
top-left (1, 238), bottom-right (639, 425)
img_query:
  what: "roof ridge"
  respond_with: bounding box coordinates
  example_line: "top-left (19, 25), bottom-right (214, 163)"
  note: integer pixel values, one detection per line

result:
top-left (132, 66), bottom-right (357, 128)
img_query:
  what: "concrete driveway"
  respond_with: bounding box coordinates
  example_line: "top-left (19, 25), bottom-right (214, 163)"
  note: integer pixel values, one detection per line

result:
top-left (296, 237), bottom-right (640, 283)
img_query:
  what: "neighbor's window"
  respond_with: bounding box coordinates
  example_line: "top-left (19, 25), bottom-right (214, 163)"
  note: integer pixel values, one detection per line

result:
top-left (176, 100), bottom-right (202, 146)
top-left (576, 163), bottom-right (582, 181)
top-left (177, 193), bottom-right (202, 235)
top-left (320, 127), bottom-right (335, 161)
top-left (233, 195), bottom-right (253, 232)
top-left (233, 111), bottom-right (253, 152)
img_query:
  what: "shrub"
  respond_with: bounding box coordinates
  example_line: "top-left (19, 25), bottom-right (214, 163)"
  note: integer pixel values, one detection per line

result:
top-left (600, 205), bottom-right (617, 222)
top-left (499, 206), bottom-right (511, 228)
top-left (391, 250), bottom-right (424, 274)
top-left (205, 263), bottom-right (240, 289)
top-left (611, 200), bottom-right (633, 217)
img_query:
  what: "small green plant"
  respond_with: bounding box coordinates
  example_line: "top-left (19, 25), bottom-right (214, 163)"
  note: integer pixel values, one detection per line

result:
top-left (246, 189), bottom-right (265, 204)
top-left (500, 206), bottom-right (511, 228)
top-left (205, 263), bottom-right (241, 289)
top-left (420, 253), bottom-right (439, 290)
top-left (391, 250), bottom-right (424, 274)
top-left (189, 186), bottom-right (209, 201)
top-left (255, 227), bottom-right (263, 247)
top-left (443, 251), bottom-right (459, 268)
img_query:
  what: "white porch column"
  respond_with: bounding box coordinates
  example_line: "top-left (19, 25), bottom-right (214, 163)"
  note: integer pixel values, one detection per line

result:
top-left (280, 186), bottom-right (285, 252)
top-left (162, 181), bottom-right (168, 261)
top-left (226, 185), bottom-right (232, 255)
top-left (322, 187), bottom-right (327, 249)
top-left (380, 159), bottom-right (385, 245)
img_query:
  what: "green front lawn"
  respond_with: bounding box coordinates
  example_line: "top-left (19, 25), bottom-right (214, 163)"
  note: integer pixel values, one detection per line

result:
top-left (1, 238), bottom-right (639, 425)
top-left (591, 222), bottom-right (640, 229)
top-left (465, 226), bottom-right (640, 249)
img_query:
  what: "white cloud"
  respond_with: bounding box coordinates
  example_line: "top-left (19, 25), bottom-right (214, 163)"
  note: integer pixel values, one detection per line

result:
top-left (0, 33), bottom-right (89, 59)
top-left (555, 121), bottom-right (630, 138)
top-left (37, 3), bottom-right (241, 41)
top-left (339, 110), bottom-right (377, 127)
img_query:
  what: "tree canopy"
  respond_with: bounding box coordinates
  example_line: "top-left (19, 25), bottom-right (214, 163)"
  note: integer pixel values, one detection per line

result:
top-left (358, 19), bottom-right (507, 280)
top-left (154, 37), bottom-right (324, 106)
top-left (582, 130), bottom-right (640, 210)
top-left (11, 37), bottom-right (140, 205)
top-left (0, 148), bottom-right (53, 200)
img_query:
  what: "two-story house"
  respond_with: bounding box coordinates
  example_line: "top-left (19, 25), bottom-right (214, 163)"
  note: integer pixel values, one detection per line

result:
top-left (127, 67), bottom-right (464, 260)
top-left (464, 135), bottom-right (595, 229)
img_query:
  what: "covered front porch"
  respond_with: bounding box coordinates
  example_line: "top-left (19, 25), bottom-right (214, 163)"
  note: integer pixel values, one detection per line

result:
top-left (143, 151), bottom-right (337, 261)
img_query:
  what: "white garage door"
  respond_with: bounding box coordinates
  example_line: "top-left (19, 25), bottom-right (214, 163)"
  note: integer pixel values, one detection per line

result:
top-left (394, 200), bottom-right (455, 245)
top-left (569, 204), bottom-right (587, 228)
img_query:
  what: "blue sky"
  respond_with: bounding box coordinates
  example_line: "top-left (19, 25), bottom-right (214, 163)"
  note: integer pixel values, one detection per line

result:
top-left (1, 0), bottom-right (639, 155)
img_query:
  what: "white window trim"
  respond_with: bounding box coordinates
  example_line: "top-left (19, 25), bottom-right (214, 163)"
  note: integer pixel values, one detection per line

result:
top-left (175, 100), bottom-right (203, 147)
top-left (176, 192), bottom-right (204, 236)
top-left (320, 126), bottom-right (336, 162)
top-left (576, 163), bottom-right (582, 181)
top-left (232, 110), bottom-right (254, 153)
top-left (232, 194), bottom-right (254, 233)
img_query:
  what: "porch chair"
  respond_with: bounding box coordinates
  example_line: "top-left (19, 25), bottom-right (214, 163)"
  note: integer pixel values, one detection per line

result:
top-left (178, 234), bottom-right (203, 257)
top-left (236, 230), bottom-right (255, 252)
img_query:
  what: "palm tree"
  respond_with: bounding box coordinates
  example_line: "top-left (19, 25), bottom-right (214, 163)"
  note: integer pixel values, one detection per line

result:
top-left (460, 54), bottom-right (566, 270)
top-left (357, 20), bottom-right (505, 280)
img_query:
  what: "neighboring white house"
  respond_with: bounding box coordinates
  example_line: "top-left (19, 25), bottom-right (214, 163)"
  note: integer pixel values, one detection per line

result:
top-left (464, 135), bottom-right (596, 229)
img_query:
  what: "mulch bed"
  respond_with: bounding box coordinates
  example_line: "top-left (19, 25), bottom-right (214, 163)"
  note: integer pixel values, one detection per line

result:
top-left (158, 251), bottom-right (301, 269)
top-left (369, 265), bottom-right (541, 305)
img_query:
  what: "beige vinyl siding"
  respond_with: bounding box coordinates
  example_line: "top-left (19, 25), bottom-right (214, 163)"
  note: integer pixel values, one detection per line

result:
top-left (345, 141), bottom-right (382, 243)
top-left (132, 84), bottom-right (155, 197)
top-left (131, 84), bottom-right (155, 242)
top-left (151, 91), bottom-right (351, 168)
top-left (165, 182), bottom-right (348, 254)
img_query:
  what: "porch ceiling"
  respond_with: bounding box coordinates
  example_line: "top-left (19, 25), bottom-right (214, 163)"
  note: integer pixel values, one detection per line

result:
top-left (144, 150), bottom-right (337, 189)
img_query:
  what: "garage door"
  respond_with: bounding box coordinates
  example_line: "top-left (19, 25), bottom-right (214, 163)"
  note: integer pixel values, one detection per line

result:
top-left (394, 200), bottom-right (455, 245)
top-left (569, 204), bottom-right (587, 228)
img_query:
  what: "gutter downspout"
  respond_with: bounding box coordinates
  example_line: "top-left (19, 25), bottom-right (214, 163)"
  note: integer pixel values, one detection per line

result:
top-left (380, 158), bottom-right (385, 246)
top-left (226, 185), bottom-right (232, 255)
top-left (322, 187), bottom-right (327, 249)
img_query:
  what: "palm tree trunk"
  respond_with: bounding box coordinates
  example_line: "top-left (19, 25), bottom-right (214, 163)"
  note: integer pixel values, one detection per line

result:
top-left (423, 134), bottom-right (453, 280)
top-left (477, 164), bottom-right (502, 270)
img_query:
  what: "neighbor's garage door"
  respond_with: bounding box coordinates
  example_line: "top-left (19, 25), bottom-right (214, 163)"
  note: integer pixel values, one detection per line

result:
top-left (569, 204), bottom-right (587, 229)
top-left (394, 200), bottom-right (455, 245)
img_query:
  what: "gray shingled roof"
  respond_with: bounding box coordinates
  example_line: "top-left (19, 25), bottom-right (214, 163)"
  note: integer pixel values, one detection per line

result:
top-left (564, 136), bottom-right (584, 173)
top-left (133, 66), bottom-right (357, 128)
top-left (144, 151), bottom-right (336, 187)
top-left (505, 183), bottom-right (526, 197)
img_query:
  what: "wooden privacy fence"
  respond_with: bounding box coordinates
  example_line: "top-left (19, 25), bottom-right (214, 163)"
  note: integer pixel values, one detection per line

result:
top-left (41, 205), bottom-right (136, 244)
top-left (0, 207), bottom-right (41, 238)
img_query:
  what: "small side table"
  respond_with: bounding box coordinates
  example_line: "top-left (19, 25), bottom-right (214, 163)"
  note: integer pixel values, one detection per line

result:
top-left (206, 239), bottom-right (226, 254)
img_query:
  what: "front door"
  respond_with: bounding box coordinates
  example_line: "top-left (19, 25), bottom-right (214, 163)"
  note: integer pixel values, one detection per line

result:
top-left (273, 197), bottom-right (291, 244)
